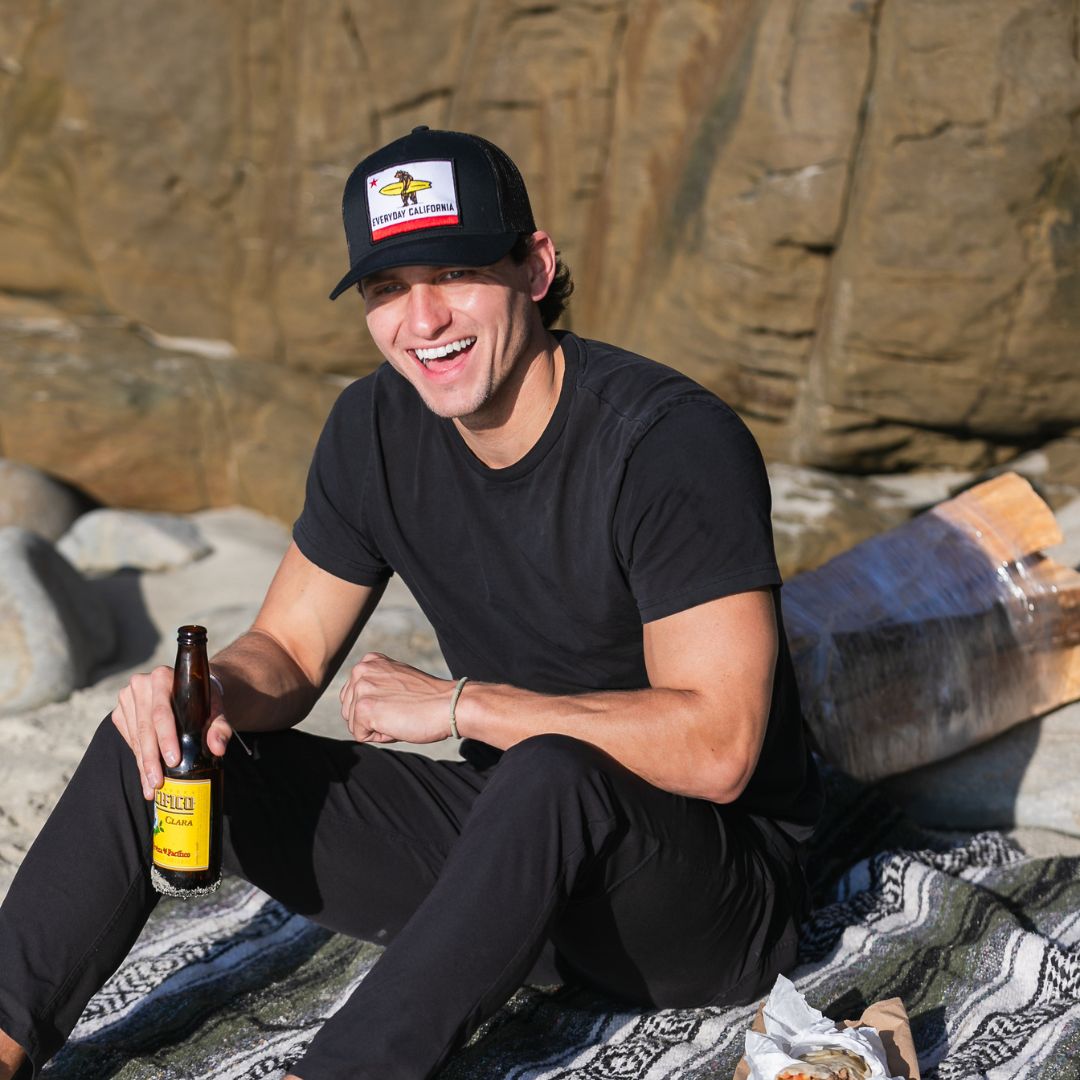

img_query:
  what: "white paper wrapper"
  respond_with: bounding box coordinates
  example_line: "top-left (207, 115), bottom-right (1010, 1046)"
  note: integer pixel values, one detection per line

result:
top-left (744, 975), bottom-right (904, 1080)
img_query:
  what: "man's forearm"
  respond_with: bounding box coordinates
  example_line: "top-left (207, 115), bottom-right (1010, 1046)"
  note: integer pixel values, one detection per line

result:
top-left (452, 681), bottom-right (760, 804)
top-left (210, 628), bottom-right (323, 734)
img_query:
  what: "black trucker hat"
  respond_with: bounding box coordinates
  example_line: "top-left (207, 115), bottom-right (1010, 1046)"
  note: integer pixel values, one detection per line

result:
top-left (328, 126), bottom-right (536, 300)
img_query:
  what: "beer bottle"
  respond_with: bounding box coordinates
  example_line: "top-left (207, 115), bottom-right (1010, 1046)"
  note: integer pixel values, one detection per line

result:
top-left (151, 625), bottom-right (223, 896)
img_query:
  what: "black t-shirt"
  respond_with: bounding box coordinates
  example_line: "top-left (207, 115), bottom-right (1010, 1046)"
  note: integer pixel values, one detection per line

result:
top-left (294, 331), bottom-right (822, 837)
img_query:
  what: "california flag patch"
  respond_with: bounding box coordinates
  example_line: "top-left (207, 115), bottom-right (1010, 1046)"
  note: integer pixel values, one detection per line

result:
top-left (366, 160), bottom-right (460, 242)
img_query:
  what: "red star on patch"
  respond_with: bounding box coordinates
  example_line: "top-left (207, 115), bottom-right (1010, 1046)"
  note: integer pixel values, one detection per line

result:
top-left (370, 178), bottom-right (378, 188)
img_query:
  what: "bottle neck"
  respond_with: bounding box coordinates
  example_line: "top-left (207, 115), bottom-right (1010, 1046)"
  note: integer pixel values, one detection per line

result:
top-left (172, 641), bottom-right (211, 736)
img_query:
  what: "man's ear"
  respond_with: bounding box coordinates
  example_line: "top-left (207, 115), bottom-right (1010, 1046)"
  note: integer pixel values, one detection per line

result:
top-left (525, 231), bottom-right (558, 302)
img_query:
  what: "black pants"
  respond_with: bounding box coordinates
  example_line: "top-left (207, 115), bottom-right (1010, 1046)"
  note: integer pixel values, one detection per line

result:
top-left (0, 719), bottom-right (805, 1079)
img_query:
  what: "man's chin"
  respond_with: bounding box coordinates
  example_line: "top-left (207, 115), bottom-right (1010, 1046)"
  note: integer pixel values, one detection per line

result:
top-left (415, 382), bottom-right (493, 423)
top-left (418, 394), bottom-right (484, 422)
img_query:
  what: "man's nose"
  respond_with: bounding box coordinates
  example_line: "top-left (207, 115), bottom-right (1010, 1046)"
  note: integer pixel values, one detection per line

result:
top-left (406, 284), bottom-right (451, 338)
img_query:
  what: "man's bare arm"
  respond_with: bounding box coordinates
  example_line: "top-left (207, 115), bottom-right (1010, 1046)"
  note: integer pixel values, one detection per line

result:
top-left (112, 542), bottom-right (383, 800)
top-left (211, 543), bottom-right (385, 733)
top-left (340, 588), bottom-right (778, 804)
top-left (0, 1027), bottom-right (25, 1080)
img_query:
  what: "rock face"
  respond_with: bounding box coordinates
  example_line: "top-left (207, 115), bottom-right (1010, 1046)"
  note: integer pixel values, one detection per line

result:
top-left (0, 527), bottom-right (116, 715)
top-left (786, 0), bottom-right (1080, 470)
top-left (58, 509), bottom-right (212, 573)
top-left (0, 298), bottom-right (339, 520)
top-left (0, 0), bottom-right (1077, 502)
top-left (0, 459), bottom-right (86, 541)
top-left (589, 0), bottom-right (1080, 470)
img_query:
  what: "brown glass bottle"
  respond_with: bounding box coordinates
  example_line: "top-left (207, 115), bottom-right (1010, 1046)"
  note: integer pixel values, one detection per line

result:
top-left (151, 625), bottom-right (223, 896)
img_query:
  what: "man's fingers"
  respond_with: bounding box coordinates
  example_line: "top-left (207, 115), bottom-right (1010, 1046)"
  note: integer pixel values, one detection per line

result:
top-left (119, 676), bottom-right (157, 800)
top-left (112, 691), bottom-right (150, 797)
top-left (344, 696), bottom-right (361, 740)
top-left (341, 680), bottom-right (358, 729)
top-left (344, 689), bottom-right (372, 742)
top-left (149, 667), bottom-right (180, 768)
top-left (133, 679), bottom-right (164, 799)
top-left (206, 717), bottom-right (233, 757)
top-left (125, 668), bottom-right (175, 800)
top-left (134, 719), bottom-right (160, 799)
top-left (112, 665), bottom-right (198, 801)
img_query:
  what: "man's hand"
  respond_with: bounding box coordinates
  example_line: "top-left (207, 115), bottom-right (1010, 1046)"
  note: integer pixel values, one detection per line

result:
top-left (340, 653), bottom-right (456, 745)
top-left (111, 668), bottom-right (230, 801)
top-left (109, 544), bottom-right (385, 800)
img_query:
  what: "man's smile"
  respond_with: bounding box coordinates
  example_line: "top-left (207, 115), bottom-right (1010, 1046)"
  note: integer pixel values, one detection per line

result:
top-left (409, 336), bottom-right (477, 369)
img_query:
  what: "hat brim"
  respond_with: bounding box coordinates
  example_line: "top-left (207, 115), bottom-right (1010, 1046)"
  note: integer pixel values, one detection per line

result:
top-left (328, 231), bottom-right (521, 300)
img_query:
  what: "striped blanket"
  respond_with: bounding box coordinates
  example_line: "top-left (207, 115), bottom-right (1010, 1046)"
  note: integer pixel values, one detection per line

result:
top-left (42, 769), bottom-right (1080, 1079)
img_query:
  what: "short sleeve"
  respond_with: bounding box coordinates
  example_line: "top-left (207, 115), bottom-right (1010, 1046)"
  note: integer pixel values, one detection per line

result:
top-left (292, 380), bottom-right (393, 586)
top-left (613, 400), bottom-right (780, 623)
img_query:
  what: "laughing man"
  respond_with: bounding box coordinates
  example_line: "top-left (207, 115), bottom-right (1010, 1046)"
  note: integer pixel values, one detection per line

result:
top-left (0, 127), bottom-right (822, 1080)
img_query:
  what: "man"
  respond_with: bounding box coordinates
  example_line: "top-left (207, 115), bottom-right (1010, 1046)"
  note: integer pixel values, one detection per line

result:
top-left (0, 127), bottom-right (821, 1080)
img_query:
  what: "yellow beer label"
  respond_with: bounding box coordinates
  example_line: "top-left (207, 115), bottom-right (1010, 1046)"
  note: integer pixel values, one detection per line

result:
top-left (152, 778), bottom-right (212, 872)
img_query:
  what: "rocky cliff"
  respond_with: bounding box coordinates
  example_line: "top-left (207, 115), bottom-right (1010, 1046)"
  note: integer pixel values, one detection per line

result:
top-left (1, 0), bottom-right (1077, 515)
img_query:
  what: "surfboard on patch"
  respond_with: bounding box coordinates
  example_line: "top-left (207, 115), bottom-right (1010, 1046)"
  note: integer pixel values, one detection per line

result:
top-left (379, 179), bottom-right (433, 197)
top-left (366, 159), bottom-right (460, 241)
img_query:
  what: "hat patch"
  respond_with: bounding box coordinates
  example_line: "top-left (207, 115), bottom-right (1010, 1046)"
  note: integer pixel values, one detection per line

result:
top-left (366, 159), bottom-right (460, 242)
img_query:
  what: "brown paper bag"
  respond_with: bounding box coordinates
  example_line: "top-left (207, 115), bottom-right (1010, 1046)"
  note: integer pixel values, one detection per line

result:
top-left (731, 997), bottom-right (919, 1080)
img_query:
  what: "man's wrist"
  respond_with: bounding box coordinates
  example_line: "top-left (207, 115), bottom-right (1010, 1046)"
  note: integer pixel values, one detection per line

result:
top-left (448, 676), bottom-right (469, 739)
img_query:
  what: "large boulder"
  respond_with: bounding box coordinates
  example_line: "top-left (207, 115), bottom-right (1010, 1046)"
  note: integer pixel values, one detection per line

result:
top-left (58, 509), bottom-right (212, 573)
top-left (0, 299), bottom-right (340, 521)
top-left (0, 527), bottom-right (116, 715)
top-left (0, 459), bottom-right (86, 541)
top-left (0, 1), bottom-right (1075, 474)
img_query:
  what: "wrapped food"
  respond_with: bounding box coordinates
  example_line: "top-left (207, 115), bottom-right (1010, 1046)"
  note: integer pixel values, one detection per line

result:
top-left (777, 1047), bottom-right (872, 1080)
top-left (732, 975), bottom-right (910, 1080)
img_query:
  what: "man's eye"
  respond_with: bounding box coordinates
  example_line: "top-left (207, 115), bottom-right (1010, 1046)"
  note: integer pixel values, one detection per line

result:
top-left (438, 269), bottom-right (471, 283)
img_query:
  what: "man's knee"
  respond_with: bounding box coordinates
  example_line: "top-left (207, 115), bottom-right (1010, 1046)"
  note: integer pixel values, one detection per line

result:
top-left (500, 733), bottom-right (612, 783)
top-left (492, 734), bottom-right (627, 816)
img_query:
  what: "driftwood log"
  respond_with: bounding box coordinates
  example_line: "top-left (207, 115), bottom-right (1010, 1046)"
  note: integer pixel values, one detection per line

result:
top-left (784, 473), bottom-right (1080, 782)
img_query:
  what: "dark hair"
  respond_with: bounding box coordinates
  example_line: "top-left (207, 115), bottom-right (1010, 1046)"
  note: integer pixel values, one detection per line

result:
top-left (508, 233), bottom-right (574, 328)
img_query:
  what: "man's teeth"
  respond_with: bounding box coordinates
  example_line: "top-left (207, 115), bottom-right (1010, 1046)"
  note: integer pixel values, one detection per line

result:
top-left (415, 337), bottom-right (476, 364)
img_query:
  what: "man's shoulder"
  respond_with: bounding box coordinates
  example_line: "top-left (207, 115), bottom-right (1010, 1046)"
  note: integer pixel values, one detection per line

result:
top-left (567, 333), bottom-right (735, 431)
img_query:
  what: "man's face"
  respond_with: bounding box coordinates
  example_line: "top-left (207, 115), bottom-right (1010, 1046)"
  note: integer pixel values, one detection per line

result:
top-left (359, 235), bottom-right (555, 424)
